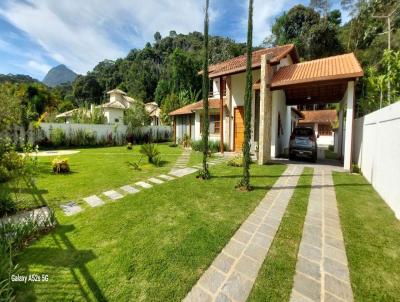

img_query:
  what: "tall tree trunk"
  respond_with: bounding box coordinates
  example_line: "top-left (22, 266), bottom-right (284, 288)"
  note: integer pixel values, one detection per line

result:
top-left (237, 0), bottom-right (253, 191)
top-left (199, 0), bottom-right (211, 179)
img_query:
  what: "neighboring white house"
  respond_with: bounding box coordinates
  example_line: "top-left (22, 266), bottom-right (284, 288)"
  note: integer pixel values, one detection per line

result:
top-left (169, 44), bottom-right (364, 170)
top-left (298, 109), bottom-right (336, 147)
top-left (56, 89), bottom-right (162, 125)
top-left (145, 102), bottom-right (162, 126)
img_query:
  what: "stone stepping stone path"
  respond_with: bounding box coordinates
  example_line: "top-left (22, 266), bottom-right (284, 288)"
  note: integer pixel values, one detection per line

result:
top-left (103, 190), bottom-right (124, 200)
top-left (84, 195), bottom-right (105, 207)
top-left (158, 174), bottom-right (175, 181)
top-left (120, 185), bottom-right (140, 194)
top-left (290, 168), bottom-right (353, 302)
top-left (170, 148), bottom-right (191, 172)
top-left (60, 202), bottom-right (82, 216)
top-left (183, 165), bottom-right (303, 302)
top-left (148, 177), bottom-right (164, 184)
top-left (169, 167), bottom-right (198, 178)
top-left (135, 181), bottom-right (153, 189)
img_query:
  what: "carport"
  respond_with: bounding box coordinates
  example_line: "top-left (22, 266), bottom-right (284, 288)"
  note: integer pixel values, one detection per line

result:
top-left (262, 53), bottom-right (364, 170)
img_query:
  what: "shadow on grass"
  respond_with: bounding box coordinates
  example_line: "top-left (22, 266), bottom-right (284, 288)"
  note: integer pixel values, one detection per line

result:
top-left (14, 178), bottom-right (107, 301)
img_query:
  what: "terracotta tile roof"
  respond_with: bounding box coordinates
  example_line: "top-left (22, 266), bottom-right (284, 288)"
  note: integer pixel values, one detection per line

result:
top-left (299, 110), bottom-right (337, 124)
top-left (206, 44), bottom-right (298, 78)
top-left (169, 98), bottom-right (226, 116)
top-left (271, 53), bottom-right (363, 88)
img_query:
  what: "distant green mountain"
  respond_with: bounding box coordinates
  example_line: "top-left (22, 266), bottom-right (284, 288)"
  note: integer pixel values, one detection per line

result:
top-left (0, 73), bottom-right (39, 84)
top-left (42, 64), bottom-right (77, 87)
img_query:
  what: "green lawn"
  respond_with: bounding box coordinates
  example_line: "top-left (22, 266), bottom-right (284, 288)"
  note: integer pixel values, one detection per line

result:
top-left (333, 172), bottom-right (400, 301)
top-left (1, 144), bottom-right (183, 210)
top-left (14, 163), bottom-right (286, 301)
top-left (248, 168), bottom-right (313, 302)
top-left (324, 149), bottom-right (340, 160)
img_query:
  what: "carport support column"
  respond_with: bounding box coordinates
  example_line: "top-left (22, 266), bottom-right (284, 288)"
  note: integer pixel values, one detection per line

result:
top-left (258, 54), bottom-right (273, 165)
top-left (344, 81), bottom-right (355, 171)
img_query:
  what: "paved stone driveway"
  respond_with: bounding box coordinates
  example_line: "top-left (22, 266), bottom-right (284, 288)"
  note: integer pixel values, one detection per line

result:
top-left (290, 168), bottom-right (353, 302)
top-left (184, 165), bottom-right (304, 302)
top-left (183, 162), bottom-right (353, 302)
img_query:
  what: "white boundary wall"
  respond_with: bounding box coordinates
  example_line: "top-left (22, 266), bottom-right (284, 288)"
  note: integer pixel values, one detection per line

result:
top-left (353, 102), bottom-right (400, 219)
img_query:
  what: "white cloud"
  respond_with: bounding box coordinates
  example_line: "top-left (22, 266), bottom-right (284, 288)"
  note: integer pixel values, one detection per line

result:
top-left (237, 0), bottom-right (297, 45)
top-left (27, 60), bottom-right (51, 74)
top-left (0, 0), bottom-right (206, 74)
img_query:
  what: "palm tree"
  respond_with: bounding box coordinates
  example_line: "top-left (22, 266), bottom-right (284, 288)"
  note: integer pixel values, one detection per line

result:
top-left (237, 0), bottom-right (253, 191)
top-left (198, 0), bottom-right (211, 179)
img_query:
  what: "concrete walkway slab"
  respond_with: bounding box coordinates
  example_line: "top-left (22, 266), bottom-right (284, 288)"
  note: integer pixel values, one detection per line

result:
top-left (135, 181), bottom-right (153, 189)
top-left (103, 190), bottom-right (124, 200)
top-left (148, 177), bottom-right (164, 184)
top-left (158, 174), bottom-right (175, 181)
top-left (60, 202), bottom-right (82, 216)
top-left (169, 167), bottom-right (198, 178)
top-left (183, 165), bottom-right (303, 302)
top-left (120, 185), bottom-right (140, 194)
top-left (83, 195), bottom-right (105, 207)
top-left (290, 168), bottom-right (353, 302)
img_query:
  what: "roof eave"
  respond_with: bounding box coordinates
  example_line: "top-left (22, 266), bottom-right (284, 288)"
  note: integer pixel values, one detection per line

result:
top-left (270, 72), bottom-right (364, 91)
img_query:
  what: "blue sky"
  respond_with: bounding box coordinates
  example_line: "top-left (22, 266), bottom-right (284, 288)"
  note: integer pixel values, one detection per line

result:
top-left (0, 0), bottom-right (349, 80)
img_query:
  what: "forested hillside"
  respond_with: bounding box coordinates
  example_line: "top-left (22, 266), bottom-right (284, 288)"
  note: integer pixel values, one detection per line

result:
top-left (71, 32), bottom-right (247, 105)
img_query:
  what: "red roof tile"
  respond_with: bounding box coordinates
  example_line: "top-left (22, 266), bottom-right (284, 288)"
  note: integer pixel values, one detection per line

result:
top-left (299, 110), bottom-right (337, 124)
top-left (206, 44), bottom-right (298, 78)
top-left (271, 53), bottom-right (363, 88)
top-left (169, 98), bottom-right (226, 116)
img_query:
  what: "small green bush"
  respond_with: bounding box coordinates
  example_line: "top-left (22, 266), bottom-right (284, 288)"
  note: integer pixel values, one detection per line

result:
top-left (52, 157), bottom-right (70, 173)
top-left (328, 144), bottom-right (334, 151)
top-left (180, 134), bottom-right (191, 148)
top-left (140, 143), bottom-right (160, 164)
top-left (0, 191), bottom-right (16, 216)
top-left (352, 163), bottom-right (361, 174)
top-left (84, 130), bottom-right (97, 146)
top-left (50, 128), bottom-right (66, 147)
top-left (127, 143), bottom-right (133, 150)
top-left (169, 143), bottom-right (178, 148)
top-left (227, 155), bottom-right (244, 167)
top-left (191, 140), bottom-right (229, 153)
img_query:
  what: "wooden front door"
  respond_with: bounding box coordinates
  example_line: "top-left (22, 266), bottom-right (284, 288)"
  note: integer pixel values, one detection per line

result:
top-left (234, 106), bottom-right (244, 151)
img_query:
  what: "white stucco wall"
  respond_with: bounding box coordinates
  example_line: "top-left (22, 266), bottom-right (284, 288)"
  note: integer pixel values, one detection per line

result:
top-left (353, 101), bottom-right (400, 219)
top-left (229, 70), bottom-right (261, 151)
top-left (103, 108), bottom-right (124, 124)
top-left (271, 90), bottom-right (290, 157)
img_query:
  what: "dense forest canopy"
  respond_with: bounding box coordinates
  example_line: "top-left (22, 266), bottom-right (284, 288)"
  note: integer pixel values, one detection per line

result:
top-left (0, 0), bottom-right (399, 124)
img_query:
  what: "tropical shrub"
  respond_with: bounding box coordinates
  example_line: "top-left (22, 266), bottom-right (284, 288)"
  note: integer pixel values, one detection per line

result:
top-left (127, 143), bottom-right (133, 150)
top-left (50, 128), bottom-right (66, 147)
top-left (140, 143), bottom-right (160, 164)
top-left (52, 157), bottom-right (70, 173)
top-left (0, 142), bottom-right (38, 184)
top-left (152, 155), bottom-right (163, 167)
